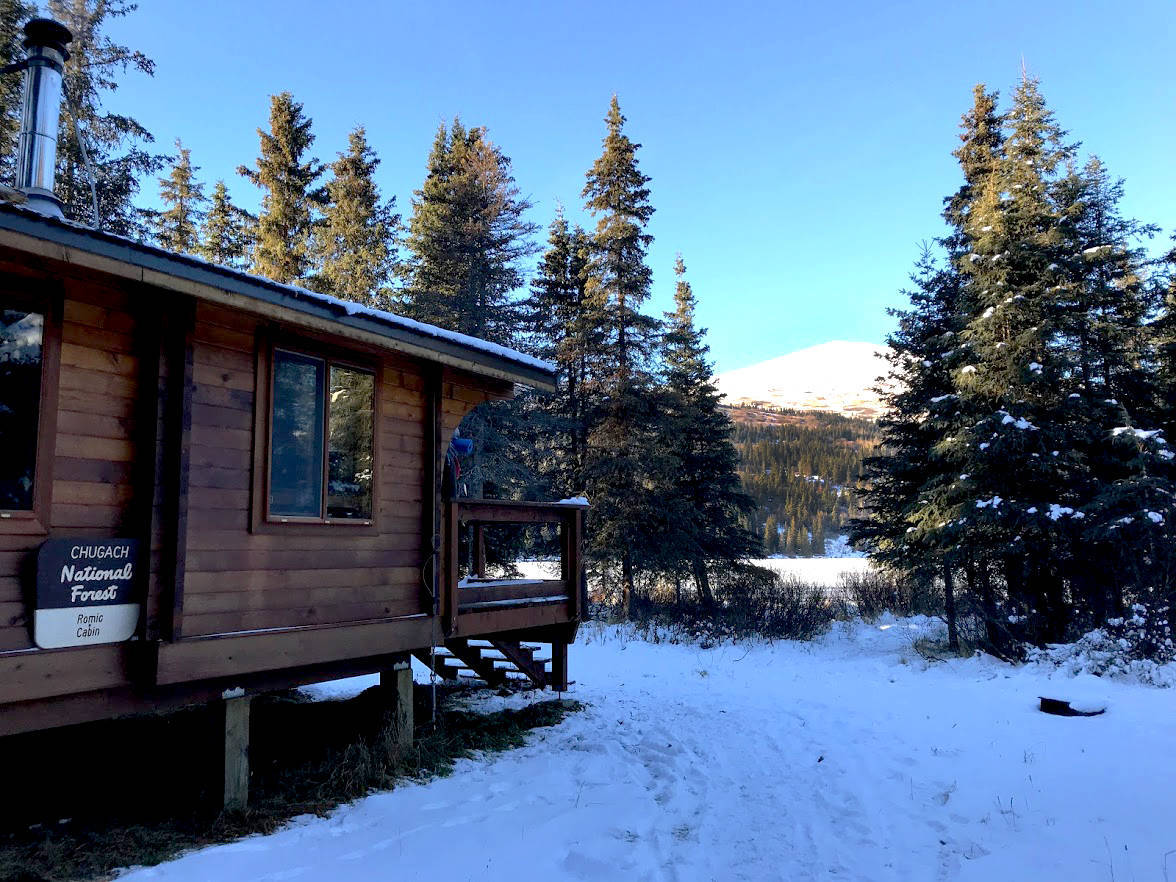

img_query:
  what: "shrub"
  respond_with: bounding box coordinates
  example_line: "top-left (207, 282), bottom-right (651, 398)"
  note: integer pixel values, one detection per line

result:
top-left (839, 569), bottom-right (943, 619)
top-left (635, 563), bottom-right (839, 645)
top-left (1026, 603), bottom-right (1176, 686)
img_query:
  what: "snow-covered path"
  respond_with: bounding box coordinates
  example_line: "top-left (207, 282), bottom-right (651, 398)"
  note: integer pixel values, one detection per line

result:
top-left (123, 618), bottom-right (1176, 882)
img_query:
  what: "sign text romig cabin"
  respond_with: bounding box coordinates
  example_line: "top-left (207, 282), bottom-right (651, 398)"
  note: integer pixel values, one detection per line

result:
top-left (0, 22), bottom-right (587, 807)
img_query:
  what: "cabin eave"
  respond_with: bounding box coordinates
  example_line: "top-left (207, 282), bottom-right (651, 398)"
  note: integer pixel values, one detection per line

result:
top-left (0, 206), bottom-right (557, 392)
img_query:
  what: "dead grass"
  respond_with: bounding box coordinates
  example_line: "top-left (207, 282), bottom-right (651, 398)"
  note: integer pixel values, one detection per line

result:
top-left (0, 685), bottom-right (581, 882)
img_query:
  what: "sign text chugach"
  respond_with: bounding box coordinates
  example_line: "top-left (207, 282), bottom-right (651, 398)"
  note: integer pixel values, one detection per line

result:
top-left (34, 539), bottom-right (141, 649)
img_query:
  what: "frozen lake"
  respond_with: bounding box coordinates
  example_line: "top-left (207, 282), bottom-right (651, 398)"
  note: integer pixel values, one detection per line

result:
top-left (515, 556), bottom-right (872, 589)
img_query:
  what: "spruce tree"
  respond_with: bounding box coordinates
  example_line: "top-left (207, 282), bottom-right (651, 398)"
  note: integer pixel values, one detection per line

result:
top-left (200, 180), bottom-right (254, 270)
top-left (763, 515), bottom-right (779, 555)
top-left (314, 126), bottom-right (400, 307)
top-left (1156, 236), bottom-right (1176, 438)
top-left (810, 512), bottom-right (826, 557)
top-left (580, 96), bottom-right (667, 615)
top-left (400, 119), bottom-right (539, 513)
top-left (947, 73), bottom-right (1078, 640)
top-left (152, 139), bottom-right (205, 255)
top-left (854, 85), bottom-right (1004, 648)
top-left (861, 74), bottom-right (1172, 646)
top-left (238, 91), bottom-right (324, 285)
top-left (1054, 157), bottom-right (1170, 622)
top-left (48, 0), bottom-right (164, 237)
top-left (660, 255), bottom-right (758, 603)
top-left (401, 119), bottom-right (537, 342)
top-left (523, 210), bottom-right (595, 496)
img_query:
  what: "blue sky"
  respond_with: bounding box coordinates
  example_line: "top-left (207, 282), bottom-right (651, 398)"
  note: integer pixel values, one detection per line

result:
top-left (97, 0), bottom-right (1175, 374)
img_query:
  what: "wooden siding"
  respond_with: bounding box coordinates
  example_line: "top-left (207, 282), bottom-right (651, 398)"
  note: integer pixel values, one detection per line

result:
top-left (176, 303), bottom-right (510, 640)
top-left (0, 271), bottom-right (145, 661)
top-left (0, 253), bottom-right (523, 724)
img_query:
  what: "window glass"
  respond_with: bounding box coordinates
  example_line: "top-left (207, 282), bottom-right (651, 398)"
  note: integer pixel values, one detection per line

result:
top-left (327, 365), bottom-right (374, 520)
top-left (270, 349), bottom-right (325, 518)
top-left (0, 308), bottom-right (43, 510)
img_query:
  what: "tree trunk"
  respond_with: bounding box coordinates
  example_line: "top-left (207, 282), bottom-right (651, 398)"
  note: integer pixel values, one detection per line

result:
top-left (1043, 569), bottom-right (1068, 644)
top-left (943, 560), bottom-right (959, 652)
top-left (974, 558), bottom-right (1001, 651)
top-left (692, 557), bottom-right (715, 608)
top-left (621, 549), bottom-right (634, 620)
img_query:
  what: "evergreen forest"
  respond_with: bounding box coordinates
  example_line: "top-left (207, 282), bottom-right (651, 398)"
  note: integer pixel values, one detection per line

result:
top-left (2, 3), bottom-right (1175, 650)
top-left (729, 411), bottom-right (878, 556)
top-left (851, 78), bottom-right (1176, 658)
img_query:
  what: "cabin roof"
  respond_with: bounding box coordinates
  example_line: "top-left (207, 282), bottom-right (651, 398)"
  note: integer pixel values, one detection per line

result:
top-left (0, 201), bottom-right (557, 390)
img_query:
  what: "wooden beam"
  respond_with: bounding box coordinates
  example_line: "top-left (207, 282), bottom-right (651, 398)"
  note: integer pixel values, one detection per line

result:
top-left (456, 601), bottom-right (571, 637)
top-left (458, 506), bottom-right (566, 525)
top-left (0, 644), bottom-right (133, 705)
top-left (444, 501), bottom-right (459, 636)
top-left (424, 365), bottom-right (443, 622)
top-left (571, 509), bottom-right (585, 621)
top-left (0, 647), bottom-right (429, 737)
top-left (160, 298), bottom-right (196, 641)
top-left (457, 580), bottom-right (566, 605)
top-left (154, 615), bottom-right (435, 684)
top-left (132, 293), bottom-right (165, 642)
top-left (380, 654), bottom-right (413, 752)
top-left (472, 522), bottom-right (486, 578)
top-left (550, 639), bottom-right (568, 692)
top-left (222, 693), bottom-right (251, 812)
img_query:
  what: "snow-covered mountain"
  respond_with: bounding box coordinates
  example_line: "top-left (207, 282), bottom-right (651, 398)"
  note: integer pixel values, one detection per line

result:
top-left (714, 341), bottom-right (891, 420)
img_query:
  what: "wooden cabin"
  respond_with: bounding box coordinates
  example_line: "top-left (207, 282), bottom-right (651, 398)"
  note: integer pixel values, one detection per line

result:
top-left (0, 201), bottom-right (586, 766)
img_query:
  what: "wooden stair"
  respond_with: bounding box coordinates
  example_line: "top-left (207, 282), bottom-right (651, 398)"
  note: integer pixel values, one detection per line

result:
top-left (413, 638), bottom-right (567, 690)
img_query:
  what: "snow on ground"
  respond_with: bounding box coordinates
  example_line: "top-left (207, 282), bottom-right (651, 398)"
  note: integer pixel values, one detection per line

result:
top-left (122, 612), bottom-right (1176, 882)
top-left (755, 554), bottom-right (870, 584)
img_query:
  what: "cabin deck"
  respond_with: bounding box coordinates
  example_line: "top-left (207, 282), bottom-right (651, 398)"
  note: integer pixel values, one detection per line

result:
top-left (0, 496), bottom-right (585, 736)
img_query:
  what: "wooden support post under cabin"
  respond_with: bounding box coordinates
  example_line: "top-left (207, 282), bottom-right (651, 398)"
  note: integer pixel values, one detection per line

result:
top-left (380, 655), bottom-right (414, 751)
top-left (444, 501), bottom-right (460, 636)
top-left (222, 692), bottom-right (251, 812)
top-left (550, 638), bottom-right (569, 692)
top-left (473, 522), bottom-right (486, 578)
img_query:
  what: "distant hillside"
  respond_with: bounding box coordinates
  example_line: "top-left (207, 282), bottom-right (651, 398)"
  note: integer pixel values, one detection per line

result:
top-left (727, 407), bottom-right (879, 557)
top-left (715, 341), bottom-right (891, 420)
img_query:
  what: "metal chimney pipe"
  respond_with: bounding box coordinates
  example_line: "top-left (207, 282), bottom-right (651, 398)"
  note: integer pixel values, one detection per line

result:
top-left (15, 18), bottom-right (72, 219)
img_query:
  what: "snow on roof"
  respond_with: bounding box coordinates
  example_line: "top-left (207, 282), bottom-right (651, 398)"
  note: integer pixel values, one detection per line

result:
top-left (286, 281), bottom-right (554, 374)
top-left (0, 201), bottom-right (556, 383)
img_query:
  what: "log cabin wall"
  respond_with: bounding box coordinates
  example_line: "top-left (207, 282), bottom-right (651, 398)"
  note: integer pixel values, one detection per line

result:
top-left (0, 250), bottom-right (516, 732)
top-left (180, 302), bottom-right (432, 637)
top-left (177, 302), bottom-right (511, 640)
top-left (0, 258), bottom-right (151, 710)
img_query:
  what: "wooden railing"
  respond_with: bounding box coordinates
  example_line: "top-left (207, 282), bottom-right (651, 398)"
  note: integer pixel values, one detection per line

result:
top-left (441, 499), bottom-right (587, 637)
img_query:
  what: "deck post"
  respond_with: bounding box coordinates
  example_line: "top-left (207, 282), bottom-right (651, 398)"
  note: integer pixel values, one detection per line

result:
top-left (550, 638), bottom-right (569, 692)
top-left (444, 501), bottom-right (460, 635)
top-left (473, 522), bottom-right (486, 578)
top-left (381, 654), bottom-right (414, 751)
top-left (222, 692), bottom-right (251, 812)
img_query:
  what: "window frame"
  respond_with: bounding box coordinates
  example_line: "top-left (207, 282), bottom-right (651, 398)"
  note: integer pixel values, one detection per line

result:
top-left (251, 330), bottom-right (381, 535)
top-left (0, 281), bottom-right (62, 536)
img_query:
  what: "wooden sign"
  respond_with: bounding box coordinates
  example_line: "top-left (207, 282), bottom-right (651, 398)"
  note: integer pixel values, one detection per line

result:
top-left (34, 539), bottom-right (141, 649)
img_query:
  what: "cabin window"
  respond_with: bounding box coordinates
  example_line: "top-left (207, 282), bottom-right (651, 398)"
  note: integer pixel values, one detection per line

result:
top-left (0, 306), bottom-right (45, 512)
top-left (268, 348), bottom-right (374, 523)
